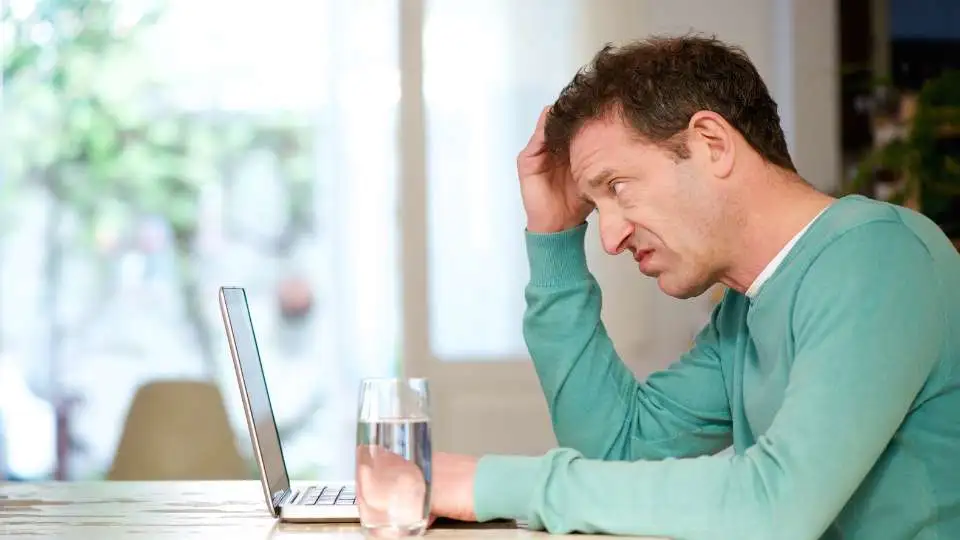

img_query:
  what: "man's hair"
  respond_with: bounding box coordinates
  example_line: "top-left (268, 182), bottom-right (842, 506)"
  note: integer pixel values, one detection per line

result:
top-left (544, 34), bottom-right (796, 172)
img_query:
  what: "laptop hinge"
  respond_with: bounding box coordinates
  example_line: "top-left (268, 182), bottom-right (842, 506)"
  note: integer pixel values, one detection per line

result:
top-left (272, 489), bottom-right (293, 511)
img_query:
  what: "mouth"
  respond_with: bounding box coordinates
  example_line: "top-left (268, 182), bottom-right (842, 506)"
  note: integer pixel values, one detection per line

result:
top-left (633, 249), bottom-right (653, 264)
top-left (632, 249), bottom-right (657, 274)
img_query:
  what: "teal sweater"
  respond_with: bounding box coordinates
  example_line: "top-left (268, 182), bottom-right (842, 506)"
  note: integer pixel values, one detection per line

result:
top-left (473, 195), bottom-right (960, 540)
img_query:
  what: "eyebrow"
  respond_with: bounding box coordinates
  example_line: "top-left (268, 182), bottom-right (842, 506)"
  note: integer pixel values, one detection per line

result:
top-left (576, 168), bottom-right (616, 206)
top-left (586, 168), bottom-right (616, 190)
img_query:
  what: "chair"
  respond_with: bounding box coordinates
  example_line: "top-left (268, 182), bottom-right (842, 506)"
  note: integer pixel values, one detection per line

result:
top-left (107, 379), bottom-right (250, 480)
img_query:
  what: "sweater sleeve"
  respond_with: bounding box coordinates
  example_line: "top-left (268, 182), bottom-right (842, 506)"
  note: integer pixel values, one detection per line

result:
top-left (475, 221), bottom-right (945, 540)
top-left (522, 223), bottom-right (732, 462)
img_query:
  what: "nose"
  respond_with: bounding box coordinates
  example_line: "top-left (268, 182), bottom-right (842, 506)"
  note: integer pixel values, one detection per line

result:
top-left (598, 209), bottom-right (633, 255)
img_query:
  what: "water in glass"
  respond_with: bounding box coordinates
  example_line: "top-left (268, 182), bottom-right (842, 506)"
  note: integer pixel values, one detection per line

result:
top-left (356, 378), bottom-right (432, 538)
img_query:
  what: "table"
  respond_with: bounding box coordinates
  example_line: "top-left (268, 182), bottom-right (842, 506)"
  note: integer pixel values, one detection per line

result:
top-left (0, 481), bottom-right (652, 539)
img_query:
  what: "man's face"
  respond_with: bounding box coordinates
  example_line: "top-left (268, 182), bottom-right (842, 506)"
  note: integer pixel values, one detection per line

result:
top-left (568, 115), bottom-right (725, 299)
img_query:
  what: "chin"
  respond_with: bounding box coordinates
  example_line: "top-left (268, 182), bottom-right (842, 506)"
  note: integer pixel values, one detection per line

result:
top-left (656, 275), bottom-right (711, 300)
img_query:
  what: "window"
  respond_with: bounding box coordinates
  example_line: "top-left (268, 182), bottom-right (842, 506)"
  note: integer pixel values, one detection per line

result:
top-left (1, 0), bottom-right (707, 481)
top-left (0, 0), bottom-right (399, 481)
top-left (423, 0), bottom-right (579, 360)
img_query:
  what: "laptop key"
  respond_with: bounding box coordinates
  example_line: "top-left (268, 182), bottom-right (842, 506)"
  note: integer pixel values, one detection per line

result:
top-left (316, 493), bottom-right (338, 505)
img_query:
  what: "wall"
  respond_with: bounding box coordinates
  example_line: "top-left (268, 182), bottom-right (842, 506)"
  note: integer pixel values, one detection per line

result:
top-left (572, 0), bottom-right (840, 378)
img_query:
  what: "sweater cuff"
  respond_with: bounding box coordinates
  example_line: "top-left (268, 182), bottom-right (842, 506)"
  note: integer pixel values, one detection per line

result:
top-left (473, 454), bottom-right (542, 523)
top-left (525, 223), bottom-right (591, 288)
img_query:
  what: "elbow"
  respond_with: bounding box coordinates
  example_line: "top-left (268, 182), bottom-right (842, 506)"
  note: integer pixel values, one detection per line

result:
top-left (719, 466), bottom-right (829, 540)
top-left (723, 495), bottom-right (830, 540)
top-left (738, 522), bottom-right (826, 540)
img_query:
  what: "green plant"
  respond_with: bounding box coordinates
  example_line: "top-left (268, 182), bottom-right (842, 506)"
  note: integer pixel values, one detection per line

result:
top-left (841, 70), bottom-right (960, 237)
top-left (1, 0), bottom-right (320, 479)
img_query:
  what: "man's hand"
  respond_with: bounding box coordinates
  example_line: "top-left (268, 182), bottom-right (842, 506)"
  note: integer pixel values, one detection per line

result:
top-left (356, 445), bottom-right (429, 527)
top-left (517, 106), bottom-right (594, 234)
top-left (355, 446), bottom-right (480, 525)
top-left (429, 451), bottom-right (479, 522)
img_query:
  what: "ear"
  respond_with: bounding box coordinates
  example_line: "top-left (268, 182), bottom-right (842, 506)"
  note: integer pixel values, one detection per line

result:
top-left (687, 111), bottom-right (735, 178)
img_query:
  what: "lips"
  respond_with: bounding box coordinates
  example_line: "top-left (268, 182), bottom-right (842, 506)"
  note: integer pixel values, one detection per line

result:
top-left (633, 249), bottom-right (653, 263)
top-left (633, 249), bottom-right (655, 274)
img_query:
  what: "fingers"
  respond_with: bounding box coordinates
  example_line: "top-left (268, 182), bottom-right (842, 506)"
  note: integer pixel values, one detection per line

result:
top-left (535, 105), bottom-right (550, 131)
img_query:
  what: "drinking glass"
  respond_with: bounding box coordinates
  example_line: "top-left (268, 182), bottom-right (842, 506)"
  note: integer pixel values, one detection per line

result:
top-left (356, 378), bottom-right (432, 537)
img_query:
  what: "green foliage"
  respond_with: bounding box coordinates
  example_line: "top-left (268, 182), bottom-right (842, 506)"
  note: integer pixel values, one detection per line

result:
top-left (842, 70), bottom-right (960, 235)
top-left (1, 0), bottom-right (317, 386)
top-left (1, 0), bottom-right (312, 247)
top-left (911, 71), bottom-right (960, 225)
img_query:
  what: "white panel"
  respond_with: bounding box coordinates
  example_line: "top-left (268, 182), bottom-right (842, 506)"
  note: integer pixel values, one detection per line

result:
top-left (422, 0), bottom-right (582, 361)
top-left (790, 0), bottom-right (841, 191)
top-left (401, 0), bottom-right (840, 457)
top-left (446, 393), bottom-right (556, 455)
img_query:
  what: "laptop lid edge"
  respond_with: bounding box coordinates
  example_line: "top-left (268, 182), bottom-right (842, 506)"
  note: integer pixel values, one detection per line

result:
top-left (219, 285), bottom-right (287, 517)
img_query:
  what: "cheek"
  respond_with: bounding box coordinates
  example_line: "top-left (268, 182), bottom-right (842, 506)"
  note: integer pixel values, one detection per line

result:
top-left (620, 186), bottom-right (699, 250)
top-left (621, 208), bottom-right (664, 245)
top-left (624, 212), bottom-right (693, 257)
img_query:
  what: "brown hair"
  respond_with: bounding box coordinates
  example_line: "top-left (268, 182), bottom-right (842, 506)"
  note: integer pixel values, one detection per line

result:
top-left (544, 34), bottom-right (796, 172)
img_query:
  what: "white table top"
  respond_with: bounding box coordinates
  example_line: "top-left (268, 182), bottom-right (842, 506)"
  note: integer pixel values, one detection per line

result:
top-left (0, 480), bottom-right (663, 539)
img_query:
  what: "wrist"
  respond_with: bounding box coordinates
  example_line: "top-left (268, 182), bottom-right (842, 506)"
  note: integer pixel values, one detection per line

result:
top-left (525, 218), bottom-right (587, 235)
top-left (525, 223), bottom-right (592, 287)
top-left (433, 451), bottom-right (480, 522)
top-left (474, 454), bottom-right (542, 523)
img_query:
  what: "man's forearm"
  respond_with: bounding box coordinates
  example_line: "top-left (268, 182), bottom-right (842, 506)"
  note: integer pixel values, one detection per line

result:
top-left (523, 224), bottom-right (732, 461)
top-left (523, 224), bottom-right (658, 460)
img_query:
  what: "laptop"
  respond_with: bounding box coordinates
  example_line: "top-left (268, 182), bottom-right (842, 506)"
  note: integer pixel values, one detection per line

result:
top-left (218, 285), bottom-right (360, 523)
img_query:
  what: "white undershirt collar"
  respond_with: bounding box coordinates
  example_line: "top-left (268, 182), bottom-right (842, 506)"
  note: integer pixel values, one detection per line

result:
top-left (745, 208), bottom-right (826, 298)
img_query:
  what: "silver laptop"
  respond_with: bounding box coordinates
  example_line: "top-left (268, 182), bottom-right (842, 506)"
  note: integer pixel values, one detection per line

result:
top-left (218, 285), bottom-right (360, 523)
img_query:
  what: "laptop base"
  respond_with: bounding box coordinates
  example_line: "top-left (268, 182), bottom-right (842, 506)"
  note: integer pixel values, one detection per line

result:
top-left (279, 502), bottom-right (360, 523)
top-left (277, 483), bottom-right (360, 523)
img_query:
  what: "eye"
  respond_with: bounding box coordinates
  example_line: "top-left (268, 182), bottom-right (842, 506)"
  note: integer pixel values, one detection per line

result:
top-left (609, 179), bottom-right (636, 208)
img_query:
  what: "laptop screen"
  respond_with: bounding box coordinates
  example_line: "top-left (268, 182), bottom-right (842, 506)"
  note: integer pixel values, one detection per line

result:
top-left (220, 286), bottom-right (290, 497)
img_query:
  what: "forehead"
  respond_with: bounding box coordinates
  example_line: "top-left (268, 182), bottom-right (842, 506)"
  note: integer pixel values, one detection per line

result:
top-left (568, 116), bottom-right (652, 183)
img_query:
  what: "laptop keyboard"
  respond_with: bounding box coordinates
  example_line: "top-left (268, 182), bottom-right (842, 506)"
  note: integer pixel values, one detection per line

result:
top-left (297, 485), bottom-right (356, 506)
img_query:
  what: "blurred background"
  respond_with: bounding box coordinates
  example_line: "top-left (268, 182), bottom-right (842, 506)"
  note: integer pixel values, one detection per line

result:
top-left (0, 0), bottom-right (957, 485)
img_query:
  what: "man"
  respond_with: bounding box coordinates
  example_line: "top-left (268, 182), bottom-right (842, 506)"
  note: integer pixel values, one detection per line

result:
top-left (425, 35), bottom-right (960, 539)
